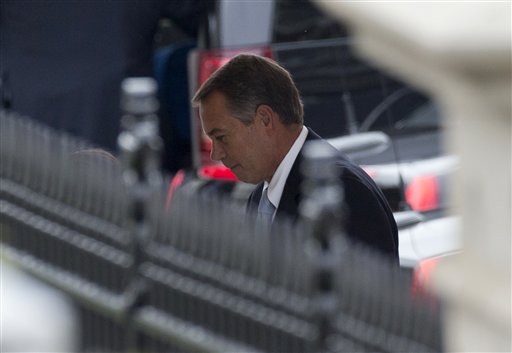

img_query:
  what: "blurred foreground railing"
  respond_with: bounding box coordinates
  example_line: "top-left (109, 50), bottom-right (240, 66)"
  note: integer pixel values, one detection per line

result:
top-left (0, 109), bottom-right (441, 352)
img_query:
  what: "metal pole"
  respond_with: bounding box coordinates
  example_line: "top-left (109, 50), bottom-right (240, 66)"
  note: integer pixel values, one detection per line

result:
top-left (300, 141), bottom-right (347, 352)
top-left (117, 77), bottom-right (163, 352)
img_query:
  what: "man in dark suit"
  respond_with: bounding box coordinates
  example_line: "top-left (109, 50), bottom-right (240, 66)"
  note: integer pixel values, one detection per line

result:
top-left (192, 54), bottom-right (398, 262)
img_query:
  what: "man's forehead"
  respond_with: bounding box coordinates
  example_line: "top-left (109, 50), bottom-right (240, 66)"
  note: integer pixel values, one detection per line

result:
top-left (200, 108), bottom-right (231, 136)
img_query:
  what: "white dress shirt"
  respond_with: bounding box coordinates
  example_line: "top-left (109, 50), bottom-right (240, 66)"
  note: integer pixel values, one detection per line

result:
top-left (262, 126), bottom-right (309, 219)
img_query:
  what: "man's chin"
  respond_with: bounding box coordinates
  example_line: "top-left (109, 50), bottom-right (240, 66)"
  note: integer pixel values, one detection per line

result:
top-left (229, 167), bottom-right (264, 185)
top-left (232, 171), bottom-right (257, 185)
top-left (238, 177), bottom-right (261, 185)
top-left (234, 174), bottom-right (250, 184)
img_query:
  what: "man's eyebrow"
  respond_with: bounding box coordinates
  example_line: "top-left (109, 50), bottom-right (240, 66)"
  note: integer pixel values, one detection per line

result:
top-left (206, 128), bottom-right (226, 137)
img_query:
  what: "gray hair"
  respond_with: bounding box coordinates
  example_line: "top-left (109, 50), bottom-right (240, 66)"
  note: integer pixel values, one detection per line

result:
top-left (192, 54), bottom-right (304, 126)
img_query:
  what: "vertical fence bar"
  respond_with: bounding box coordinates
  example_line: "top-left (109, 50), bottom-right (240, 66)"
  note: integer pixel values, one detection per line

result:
top-left (300, 140), bottom-right (347, 352)
top-left (117, 77), bottom-right (163, 352)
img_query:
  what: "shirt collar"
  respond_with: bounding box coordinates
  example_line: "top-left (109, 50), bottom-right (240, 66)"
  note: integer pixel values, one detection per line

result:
top-left (264, 126), bottom-right (309, 210)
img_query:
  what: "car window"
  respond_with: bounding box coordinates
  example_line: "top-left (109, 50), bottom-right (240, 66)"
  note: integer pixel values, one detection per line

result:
top-left (359, 89), bottom-right (439, 135)
top-left (394, 103), bottom-right (440, 131)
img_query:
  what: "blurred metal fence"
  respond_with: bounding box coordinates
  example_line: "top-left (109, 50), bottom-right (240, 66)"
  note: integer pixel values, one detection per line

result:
top-left (0, 108), bottom-right (442, 352)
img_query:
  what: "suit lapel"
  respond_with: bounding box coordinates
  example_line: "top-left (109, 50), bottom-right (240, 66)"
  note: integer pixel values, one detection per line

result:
top-left (275, 156), bottom-right (302, 220)
top-left (276, 128), bottom-right (322, 220)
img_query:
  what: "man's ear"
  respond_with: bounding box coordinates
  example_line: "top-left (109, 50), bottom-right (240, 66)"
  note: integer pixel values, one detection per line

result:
top-left (255, 104), bottom-right (275, 128)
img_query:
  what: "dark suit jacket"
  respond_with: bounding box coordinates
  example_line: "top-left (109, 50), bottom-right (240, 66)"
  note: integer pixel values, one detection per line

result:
top-left (247, 128), bottom-right (399, 261)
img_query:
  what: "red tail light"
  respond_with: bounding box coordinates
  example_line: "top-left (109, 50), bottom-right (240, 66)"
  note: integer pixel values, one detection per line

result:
top-left (406, 175), bottom-right (439, 212)
top-left (413, 257), bottom-right (438, 292)
top-left (198, 165), bottom-right (238, 181)
top-left (412, 257), bottom-right (439, 310)
top-left (198, 54), bottom-right (231, 87)
top-left (196, 46), bottom-right (272, 181)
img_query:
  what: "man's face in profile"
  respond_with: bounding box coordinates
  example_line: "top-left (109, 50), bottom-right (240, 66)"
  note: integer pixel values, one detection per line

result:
top-left (199, 91), bottom-right (274, 184)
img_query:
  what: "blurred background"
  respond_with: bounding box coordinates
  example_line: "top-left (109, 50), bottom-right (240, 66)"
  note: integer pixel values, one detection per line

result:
top-left (0, 0), bottom-right (510, 352)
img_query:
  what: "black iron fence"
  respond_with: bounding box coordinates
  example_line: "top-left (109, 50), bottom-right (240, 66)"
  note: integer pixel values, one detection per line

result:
top-left (0, 107), bottom-right (441, 352)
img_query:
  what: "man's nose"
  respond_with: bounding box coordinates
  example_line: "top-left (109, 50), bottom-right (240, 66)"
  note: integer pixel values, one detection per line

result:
top-left (210, 141), bottom-right (225, 162)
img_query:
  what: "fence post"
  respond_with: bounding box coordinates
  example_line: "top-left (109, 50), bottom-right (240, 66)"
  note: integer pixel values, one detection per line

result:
top-left (300, 141), bottom-right (347, 352)
top-left (118, 77), bottom-right (163, 352)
